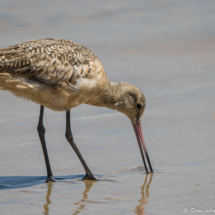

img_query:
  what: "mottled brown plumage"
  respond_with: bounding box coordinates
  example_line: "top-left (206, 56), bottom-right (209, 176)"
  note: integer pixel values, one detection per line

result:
top-left (0, 38), bottom-right (153, 181)
top-left (0, 38), bottom-right (145, 121)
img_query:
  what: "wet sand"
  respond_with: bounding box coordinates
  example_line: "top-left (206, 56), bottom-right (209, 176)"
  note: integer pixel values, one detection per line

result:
top-left (0, 0), bottom-right (215, 214)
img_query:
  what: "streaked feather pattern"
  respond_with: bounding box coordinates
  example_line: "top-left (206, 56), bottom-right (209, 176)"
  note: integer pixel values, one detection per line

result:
top-left (0, 38), bottom-right (102, 86)
top-left (0, 38), bottom-right (106, 111)
top-left (0, 38), bottom-right (146, 123)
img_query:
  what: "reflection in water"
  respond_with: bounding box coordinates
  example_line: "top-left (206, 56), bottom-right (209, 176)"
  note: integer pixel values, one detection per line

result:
top-left (135, 173), bottom-right (153, 215)
top-left (72, 181), bottom-right (95, 215)
top-left (43, 182), bottom-right (54, 215)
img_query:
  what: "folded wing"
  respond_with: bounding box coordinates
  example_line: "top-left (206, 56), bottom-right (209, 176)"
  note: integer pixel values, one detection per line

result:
top-left (0, 38), bottom-right (100, 89)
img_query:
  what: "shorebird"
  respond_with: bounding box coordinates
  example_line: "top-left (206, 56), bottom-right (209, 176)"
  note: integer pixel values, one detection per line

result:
top-left (0, 38), bottom-right (153, 182)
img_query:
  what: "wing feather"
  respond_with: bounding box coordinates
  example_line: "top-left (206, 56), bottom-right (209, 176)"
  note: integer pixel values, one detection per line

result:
top-left (0, 38), bottom-right (102, 89)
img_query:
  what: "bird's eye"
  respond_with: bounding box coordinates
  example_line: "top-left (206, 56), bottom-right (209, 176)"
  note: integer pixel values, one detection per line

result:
top-left (137, 104), bottom-right (142, 110)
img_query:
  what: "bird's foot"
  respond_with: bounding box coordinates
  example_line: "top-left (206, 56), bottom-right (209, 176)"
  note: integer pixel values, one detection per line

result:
top-left (82, 174), bottom-right (97, 181)
top-left (46, 176), bottom-right (55, 183)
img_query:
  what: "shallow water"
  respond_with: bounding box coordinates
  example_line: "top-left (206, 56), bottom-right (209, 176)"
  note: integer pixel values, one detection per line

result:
top-left (0, 171), bottom-right (154, 214)
top-left (0, 0), bottom-right (215, 214)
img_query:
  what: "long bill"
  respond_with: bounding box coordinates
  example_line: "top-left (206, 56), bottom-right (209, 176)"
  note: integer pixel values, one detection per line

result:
top-left (132, 120), bottom-right (153, 173)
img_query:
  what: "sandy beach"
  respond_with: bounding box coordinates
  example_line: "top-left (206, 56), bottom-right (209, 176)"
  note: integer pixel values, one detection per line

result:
top-left (0, 0), bottom-right (215, 214)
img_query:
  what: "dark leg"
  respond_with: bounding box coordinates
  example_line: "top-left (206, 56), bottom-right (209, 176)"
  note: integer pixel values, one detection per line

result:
top-left (65, 110), bottom-right (97, 180)
top-left (37, 105), bottom-right (54, 182)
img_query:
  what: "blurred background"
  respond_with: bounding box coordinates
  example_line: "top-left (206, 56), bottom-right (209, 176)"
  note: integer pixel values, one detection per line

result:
top-left (0, 0), bottom-right (215, 214)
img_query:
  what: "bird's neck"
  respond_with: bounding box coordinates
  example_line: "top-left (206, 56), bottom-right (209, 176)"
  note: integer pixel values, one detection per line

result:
top-left (85, 77), bottom-right (121, 111)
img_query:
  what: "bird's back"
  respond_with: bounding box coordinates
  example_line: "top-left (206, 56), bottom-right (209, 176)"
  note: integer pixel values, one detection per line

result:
top-left (0, 38), bottom-right (106, 111)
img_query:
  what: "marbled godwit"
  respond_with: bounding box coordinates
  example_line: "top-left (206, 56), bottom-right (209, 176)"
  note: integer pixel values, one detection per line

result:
top-left (0, 38), bottom-right (153, 182)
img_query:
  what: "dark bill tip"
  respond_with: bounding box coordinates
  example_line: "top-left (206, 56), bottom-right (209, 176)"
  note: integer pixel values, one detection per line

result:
top-left (132, 120), bottom-right (153, 173)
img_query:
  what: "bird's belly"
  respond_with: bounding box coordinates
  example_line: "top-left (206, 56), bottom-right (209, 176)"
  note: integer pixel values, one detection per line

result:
top-left (0, 73), bottom-right (92, 111)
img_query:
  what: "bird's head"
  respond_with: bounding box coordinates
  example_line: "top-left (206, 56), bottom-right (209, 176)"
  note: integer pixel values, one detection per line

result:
top-left (113, 82), bottom-right (153, 173)
top-left (87, 81), bottom-right (153, 173)
top-left (114, 83), bottom-right (146, 123)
